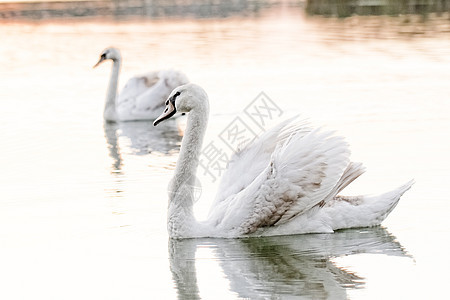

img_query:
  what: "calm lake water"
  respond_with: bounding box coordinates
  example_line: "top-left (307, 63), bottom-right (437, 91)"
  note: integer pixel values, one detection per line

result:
top-left (1, 3), bottom-right (450, 299)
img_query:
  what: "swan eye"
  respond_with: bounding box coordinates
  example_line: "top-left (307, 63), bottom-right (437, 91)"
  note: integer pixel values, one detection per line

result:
top-left (101, 53), bottom-right (106, 59)
top-left (168, 91), bottom-right (181, 106)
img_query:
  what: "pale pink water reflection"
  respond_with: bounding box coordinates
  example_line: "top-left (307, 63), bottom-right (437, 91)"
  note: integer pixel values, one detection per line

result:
top-left (0, 6), bottom-right (449, 299)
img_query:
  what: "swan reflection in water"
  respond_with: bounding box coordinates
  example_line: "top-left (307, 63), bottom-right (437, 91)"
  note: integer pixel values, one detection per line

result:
top-left (169, 227), bottom-right (411, 299)
top-left (104, 119), bottom-right (183, 171)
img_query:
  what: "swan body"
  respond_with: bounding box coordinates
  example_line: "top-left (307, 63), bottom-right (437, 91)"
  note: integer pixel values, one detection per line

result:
top-left (94, 47), bottom-right (189, 122)
top-left (154, 83), bottom-right (414, 239)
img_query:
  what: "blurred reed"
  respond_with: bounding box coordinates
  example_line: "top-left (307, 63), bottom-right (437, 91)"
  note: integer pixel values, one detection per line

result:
top-left (306, 0), bottom-right (450, 18)
top-left (0, 0), bottom-right (271, 19)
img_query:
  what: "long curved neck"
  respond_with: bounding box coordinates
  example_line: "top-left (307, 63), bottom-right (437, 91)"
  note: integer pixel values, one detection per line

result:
top-left (104, 58), bottom-right (121, 121)
top-left (168, 99), bottom-right (209, 238)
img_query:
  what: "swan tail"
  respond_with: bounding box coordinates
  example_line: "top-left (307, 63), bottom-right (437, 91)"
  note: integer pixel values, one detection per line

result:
top-left (323, 180), bottom-right (415, 230)
top-left (327, 162), bottom-right (366, 200)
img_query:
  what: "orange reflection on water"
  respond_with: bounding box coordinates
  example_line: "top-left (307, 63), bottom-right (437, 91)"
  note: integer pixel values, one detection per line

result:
top-left (0, 4), bottom-right (449, 299)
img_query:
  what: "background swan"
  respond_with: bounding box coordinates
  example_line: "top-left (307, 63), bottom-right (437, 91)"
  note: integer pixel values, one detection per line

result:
top-left (94, 47), bottom-right (189, 122)
top-left (154, 83), bottom-right (414, 239)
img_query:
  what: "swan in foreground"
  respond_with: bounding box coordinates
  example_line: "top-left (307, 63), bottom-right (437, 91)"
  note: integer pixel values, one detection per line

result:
top-left (154, 83), bottom-right (414, 239)
top-left (94, 47), bottom-right (189, 122)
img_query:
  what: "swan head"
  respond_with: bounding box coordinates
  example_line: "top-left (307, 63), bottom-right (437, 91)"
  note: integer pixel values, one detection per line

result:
top-left (93, 47), bottom-right (121, 68)
top-left (153, 83), bottom-right (208, 126)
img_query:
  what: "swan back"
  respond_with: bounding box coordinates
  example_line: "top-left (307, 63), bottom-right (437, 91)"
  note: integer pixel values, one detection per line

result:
top-left (210, 117), bottom-right (312, 213)
top-left (207, 118), bottom-right (351, 236)
top-left (115, 70), bottom-right (190, 121)
top-left (119, 76), bottom-right (150, 100)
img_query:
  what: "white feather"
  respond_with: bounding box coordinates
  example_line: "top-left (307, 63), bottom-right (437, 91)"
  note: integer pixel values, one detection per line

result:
top-left (158, 84), bottom-right (414, 238)
top-left (95, 47), bottom-right (189, 122)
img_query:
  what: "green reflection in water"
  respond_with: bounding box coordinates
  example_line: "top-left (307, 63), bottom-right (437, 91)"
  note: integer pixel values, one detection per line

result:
top-left (169, 226), bottom-right (410, 299)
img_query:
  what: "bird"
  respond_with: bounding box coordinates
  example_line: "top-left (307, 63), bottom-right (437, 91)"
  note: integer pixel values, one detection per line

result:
top-left (153, 83), bottom-right (414, 239)
top-left (93, 47), bottom-right (189, 122)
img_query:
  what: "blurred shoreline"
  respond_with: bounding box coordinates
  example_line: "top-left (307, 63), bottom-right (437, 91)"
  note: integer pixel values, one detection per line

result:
top-left (306, 0), bottom-right (450, 17)
top-left (1, 0), bottom-right (449, 21)
top-left (0, 0), bottom-right (278, 20)
top-left (1, 0), bottom-right (449, 40)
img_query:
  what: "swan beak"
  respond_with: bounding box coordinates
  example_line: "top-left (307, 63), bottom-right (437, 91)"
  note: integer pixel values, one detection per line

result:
top-left (154, 100), bottom-right (177, 126)
top-left (93, 57), bottom-right (105, 68)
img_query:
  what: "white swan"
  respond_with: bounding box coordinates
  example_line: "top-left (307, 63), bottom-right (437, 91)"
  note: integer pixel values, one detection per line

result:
top-left (154, 83), bottom-right (414, 239)
top-left (94, 47), bottom-right (189, 122)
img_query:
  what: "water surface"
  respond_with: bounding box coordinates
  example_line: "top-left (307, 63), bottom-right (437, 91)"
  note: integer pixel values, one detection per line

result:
top-left (0, 4), bottom-right (449, 299)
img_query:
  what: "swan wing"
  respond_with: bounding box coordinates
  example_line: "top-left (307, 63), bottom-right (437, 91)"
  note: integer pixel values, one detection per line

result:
top-left (118, 75), bottom-right (154, 102)
top-left (211, 116), bottom-right (311, 208)
top-left (114, 75), bottom-right (154, 120)
top-left (134, 70), bottom-right (189, 112)
top-left (116, 70), bottom-right (189, 120)
top-left (210, 125), bottom-right (351, 235)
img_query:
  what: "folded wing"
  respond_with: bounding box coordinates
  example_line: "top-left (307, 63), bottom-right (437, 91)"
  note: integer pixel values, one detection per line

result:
top-left (209, 118), bottom-right (351, 235)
